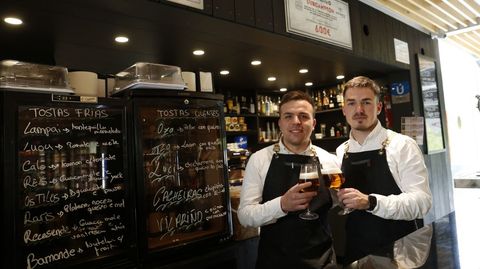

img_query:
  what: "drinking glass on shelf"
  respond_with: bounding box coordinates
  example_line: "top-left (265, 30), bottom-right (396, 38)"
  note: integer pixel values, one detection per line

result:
top-left (321, 167), bottom-right (354, 215)
top-left (298, 163), bottom-right (320, 220)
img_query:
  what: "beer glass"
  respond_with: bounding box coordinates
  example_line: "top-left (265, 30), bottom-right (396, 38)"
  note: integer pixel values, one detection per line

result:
top-left (321, 167), bottom-right (354, 215)
top-left (298, 163), bottom-right (320, 220)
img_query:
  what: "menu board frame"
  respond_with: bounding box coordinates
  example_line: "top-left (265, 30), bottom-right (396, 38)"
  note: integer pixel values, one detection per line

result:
top-left (0, 90), bottom-right (137, 269)
top-left (126, 90), bottom-right (232, 264)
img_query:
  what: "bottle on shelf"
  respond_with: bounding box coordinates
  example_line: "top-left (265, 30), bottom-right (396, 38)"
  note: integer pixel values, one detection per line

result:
top-left (266, 122), bottom-right (271, 142)
top-left (226, 92), bottom-right (234, 113)
top-left (240, 96), bottom-right (249, 114)
top-left (328, 89), bottom-right (335, 109)
top-left (316, 91), bottom-right (323, 111)
top-left (322, 90), bottom-right (329, 110)
top-left (249, 97), bottom-right (255, 114)
top-left (336, 84), bottom-right (344, 108)
top-left (234, 96), bottom-right (240, 115)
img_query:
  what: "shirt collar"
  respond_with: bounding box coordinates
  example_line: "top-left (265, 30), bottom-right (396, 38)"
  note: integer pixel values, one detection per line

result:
top-left (349, 121), bottom-right (386, 147)
top-left (279, 139), bottom-right (313, 155)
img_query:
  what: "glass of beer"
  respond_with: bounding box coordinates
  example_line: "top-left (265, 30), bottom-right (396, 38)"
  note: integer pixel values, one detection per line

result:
top-left (321, 167), bottom-right (354, 215)
top-left (298, 163), bottom-right (320, 220)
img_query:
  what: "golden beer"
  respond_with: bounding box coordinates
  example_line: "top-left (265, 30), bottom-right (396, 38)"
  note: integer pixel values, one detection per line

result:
top-left (321, 168), bottom-right (345, 190)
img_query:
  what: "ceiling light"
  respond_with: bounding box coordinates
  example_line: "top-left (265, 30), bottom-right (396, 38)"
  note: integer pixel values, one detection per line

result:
top-left (193, 50), bottom-right (205, 56)
top-left (115, 36), bottom-right (129, 43)
top-left (267, 76), bottom-right (276, 81)
top-left (280, 88), bottom-right (288, 92)
top-left (3, 17), bottom-right (23, 25)
top-left (251, 60), bottom-right (261, 66)
top-left (305, 82), bottom-right (313, 86)
top-left (2, 60), bottom-right (19, 66)
top-left (299, 68), bottom-right (309, 74)
top-left (220, 70), bottom-right (230, 75)
top-left (336, 75), bottom-right (345, 80)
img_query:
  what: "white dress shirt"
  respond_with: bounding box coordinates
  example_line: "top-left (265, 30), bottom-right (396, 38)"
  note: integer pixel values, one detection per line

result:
top-left (336, 122), bottom-right (432, 220)
top-left (237, 140), bottom-right (339, 228)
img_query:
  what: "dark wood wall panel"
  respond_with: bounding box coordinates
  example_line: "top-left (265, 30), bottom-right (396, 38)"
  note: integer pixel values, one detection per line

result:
top-left (235, 0), bottom-right (255, 26)
top-left (213, 0), bottom-right (235, 21)
top-left (254, 0), bottom-right (274, 31)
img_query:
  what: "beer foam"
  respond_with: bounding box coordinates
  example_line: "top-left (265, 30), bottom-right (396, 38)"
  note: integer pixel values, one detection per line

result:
top-left (299, 172), bottom-right (318, 179)
top-left (321, 167), bottom-right (342, 175)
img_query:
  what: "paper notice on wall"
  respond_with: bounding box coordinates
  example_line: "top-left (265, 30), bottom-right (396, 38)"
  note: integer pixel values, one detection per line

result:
top-left (401, 116), bottom-right (424, 145)
top-left (394, 38), bottom-right (410, 64)
top-left (167, 0), bottom-right (203, 10)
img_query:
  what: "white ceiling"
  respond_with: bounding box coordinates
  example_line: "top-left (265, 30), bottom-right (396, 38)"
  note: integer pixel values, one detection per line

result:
top-left (360, 0), bottom-right (480, 59)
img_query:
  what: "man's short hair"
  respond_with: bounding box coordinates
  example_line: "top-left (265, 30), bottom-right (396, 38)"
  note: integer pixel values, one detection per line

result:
top-left (279, 90), bottom-right (315, 115)
top-left (343, 76), bottom-right (381, 101)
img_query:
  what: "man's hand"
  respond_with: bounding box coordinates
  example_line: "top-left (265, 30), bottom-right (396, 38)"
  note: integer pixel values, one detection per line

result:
top-left (337, 188), bottom-right (369, 210)
top-left (280, 182), bottom-right (317, 213)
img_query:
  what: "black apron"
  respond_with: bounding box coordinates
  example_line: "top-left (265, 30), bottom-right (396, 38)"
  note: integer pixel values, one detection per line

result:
top-left (341, 143), bottom-right (419, 264)
top-left (256, 148), bottom-right (335, 269)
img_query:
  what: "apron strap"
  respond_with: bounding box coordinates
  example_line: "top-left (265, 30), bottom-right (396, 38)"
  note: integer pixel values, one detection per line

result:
top-left (343, 134), bottom-right (393, 159)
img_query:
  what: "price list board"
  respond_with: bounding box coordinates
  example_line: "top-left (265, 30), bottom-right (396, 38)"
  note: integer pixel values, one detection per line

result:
top-left (132, 95), bottom-right (231, 254)
top-left (10, 96), bottom-right (134, 269)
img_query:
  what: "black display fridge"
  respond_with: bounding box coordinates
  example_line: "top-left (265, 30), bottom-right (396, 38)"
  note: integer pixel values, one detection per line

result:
top-left (1, 88), bottom-right (233, 269)
top-left (120, 89), bottom-right (232, 267)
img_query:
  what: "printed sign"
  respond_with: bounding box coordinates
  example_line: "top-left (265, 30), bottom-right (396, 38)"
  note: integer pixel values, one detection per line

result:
top-left (391, 81), bottom-right (411, 104)
top-left (285, 0), bottom-right (352, 49)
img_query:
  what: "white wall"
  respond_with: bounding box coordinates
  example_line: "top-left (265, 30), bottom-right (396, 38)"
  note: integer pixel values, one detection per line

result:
top-left (439, 40), bottom-right (480, 177)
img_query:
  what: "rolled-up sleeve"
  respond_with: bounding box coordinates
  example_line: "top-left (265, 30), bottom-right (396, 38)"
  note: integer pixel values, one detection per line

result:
top-left (373, 138), bottom-right (432, 220)
top-left (237, 151), bottom-right (287, 228)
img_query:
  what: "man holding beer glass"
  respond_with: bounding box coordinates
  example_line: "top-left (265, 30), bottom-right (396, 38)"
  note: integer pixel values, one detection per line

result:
top-left (336, 76), bottom-right (432, 264)
top-left (238, 91), bottom-right (339, 269)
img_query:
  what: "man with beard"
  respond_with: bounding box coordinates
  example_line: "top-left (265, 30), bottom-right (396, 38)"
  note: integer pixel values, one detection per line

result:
top-left (336, 76), bottom-right (432, 264)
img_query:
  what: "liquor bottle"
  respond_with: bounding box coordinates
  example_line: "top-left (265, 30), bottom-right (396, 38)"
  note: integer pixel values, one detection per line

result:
top-left (249, 97), bottom-right (255, 114)
top-left (266, 122), bottom-right (272, 142)
top-left (257, 96), bottom-right (262, 115)
top-left (316, 91), bottom-right (323, 111)
top-left (336, 84), bottom-right (344, 108)
top-left (240, 96), bottom-right (249, 114)
top-left (328, 89), bottom-right (335, 109)
top-left (322, 90), bottom-right (329, 110)
top-left (234, 96), bottom-right (240, 114)
top-left (261, 96), bottom-right (266, 115)
top-left (226, 92), bottom-right (234, 113)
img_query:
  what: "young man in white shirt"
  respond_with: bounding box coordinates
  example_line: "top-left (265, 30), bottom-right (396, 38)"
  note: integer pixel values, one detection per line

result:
top-left (336, 76), bottom-right (432, 264)
top-left (238, 91), bottom-right (338, 269)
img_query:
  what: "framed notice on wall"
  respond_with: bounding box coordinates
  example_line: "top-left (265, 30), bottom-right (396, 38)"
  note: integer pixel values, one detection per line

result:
top-left (416, 54), bottom-right (445, 154)
top-left (284, 0), bottom-right (352, 49)
top-left (167, 0), bottom-right (203, 10)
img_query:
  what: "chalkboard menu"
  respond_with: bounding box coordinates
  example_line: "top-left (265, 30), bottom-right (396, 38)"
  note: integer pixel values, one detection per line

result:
top-left (16, 102), bottom-right (133, 269)
top-left (133, 96), bottom-right (231, 252)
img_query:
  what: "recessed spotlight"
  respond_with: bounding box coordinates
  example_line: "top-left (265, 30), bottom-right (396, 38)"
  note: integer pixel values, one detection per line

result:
top-left (4, 17), bottom-right (23, 25)
top-left (2, 60), bottom-right (19, 66)
top-left (299, 69), bottom-right (309, 74)
top-left (267, 76), bottom-right (276, 81)
top-left (305, 82), bottom-right (313, 86)
top-left (115, 36), bottom-right (129, 43)
top-left (251, 60), bottom-right (261, 66)
top-left (220, 70), bottom-right (230, 75)
top-left (193, 50), bottom-right (205, 56)
top-left (280, 88), bottom-right (287, 92)
top-left (336, 75), bottom-right (345, 80)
